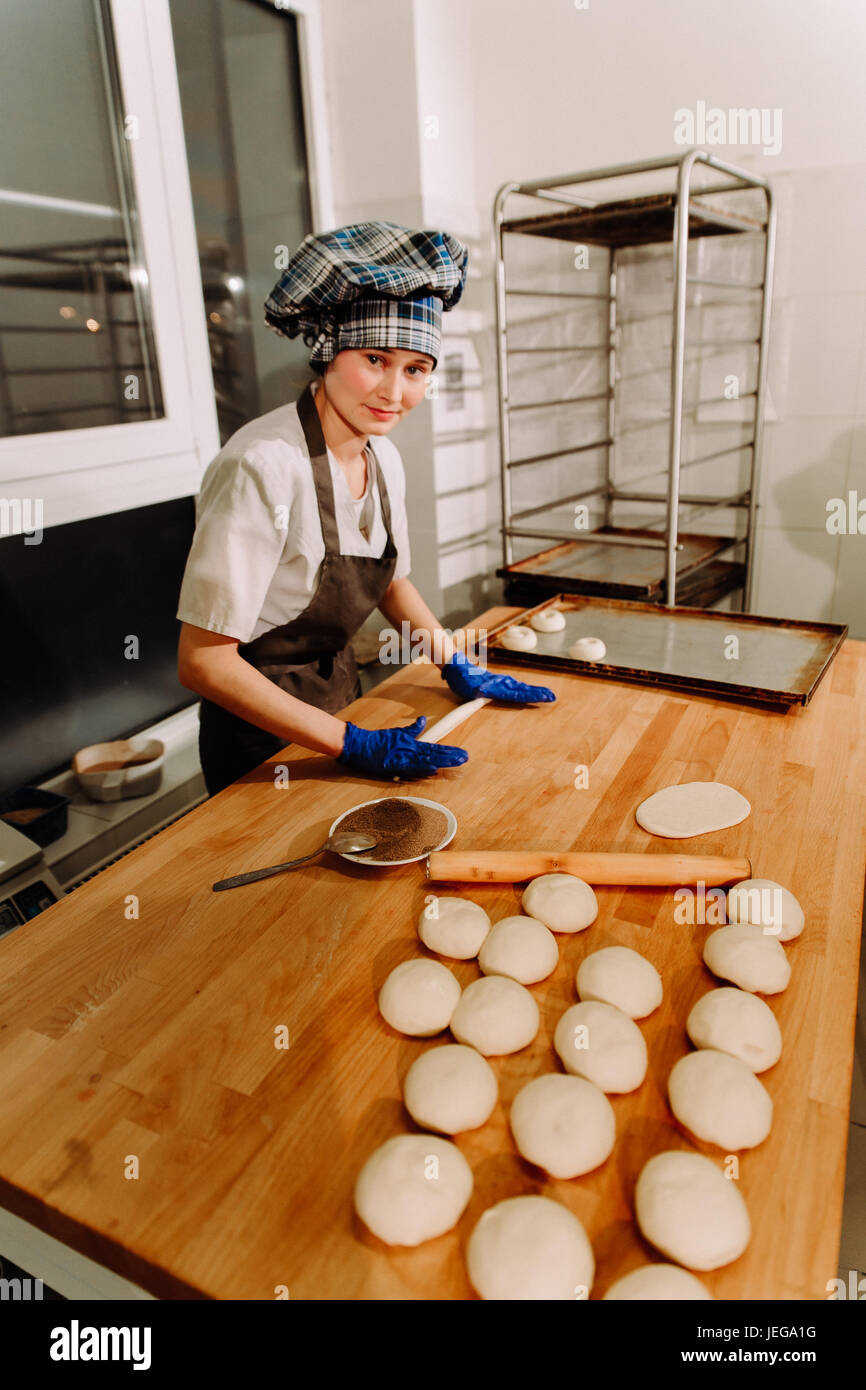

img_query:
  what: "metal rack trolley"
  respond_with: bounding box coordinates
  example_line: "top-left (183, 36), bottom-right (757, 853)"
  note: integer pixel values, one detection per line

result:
top-left (493, 149), bottom-right (777, 609)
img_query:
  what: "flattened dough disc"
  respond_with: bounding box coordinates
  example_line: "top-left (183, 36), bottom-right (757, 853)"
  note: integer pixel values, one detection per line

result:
top-left (636, 781), bottom-right (750, 839)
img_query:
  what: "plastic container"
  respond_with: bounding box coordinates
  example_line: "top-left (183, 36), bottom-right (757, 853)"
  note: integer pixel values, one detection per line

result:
top-left (0, 787), bottom-right (71, 847)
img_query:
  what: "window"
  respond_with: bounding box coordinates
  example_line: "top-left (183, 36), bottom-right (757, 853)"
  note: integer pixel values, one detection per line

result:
top-left (0, 0), bottom-right (164, 437)
top-left (168, 0), bottom-right (314, 444)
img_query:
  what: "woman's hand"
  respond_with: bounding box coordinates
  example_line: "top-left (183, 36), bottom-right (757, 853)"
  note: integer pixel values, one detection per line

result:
top-left (338, 716), bottom-right (468, 779)
top-left (441, 651), bottom-right (555, 705)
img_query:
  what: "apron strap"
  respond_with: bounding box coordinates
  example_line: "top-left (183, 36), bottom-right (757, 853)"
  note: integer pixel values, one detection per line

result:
top-left (296, 380), bottom-right (396, 556)
top-left (296, 382), bottom-right (341, 554)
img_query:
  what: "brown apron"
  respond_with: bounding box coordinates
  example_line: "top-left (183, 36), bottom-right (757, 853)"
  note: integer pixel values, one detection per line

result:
top-left (198, 382), bottom-right (398, 795)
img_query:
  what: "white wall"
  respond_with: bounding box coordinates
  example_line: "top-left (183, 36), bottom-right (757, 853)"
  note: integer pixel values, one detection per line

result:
top-left (321, 0), bottom-right (866, 637)
top-left (462, 0), bottom-right (866, 635)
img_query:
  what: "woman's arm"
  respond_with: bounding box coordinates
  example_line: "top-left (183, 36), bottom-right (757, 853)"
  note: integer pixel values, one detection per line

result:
top-left (377, 576), bottom-right (457, 666)
top-left (177, 623), bottom-right (347, 757)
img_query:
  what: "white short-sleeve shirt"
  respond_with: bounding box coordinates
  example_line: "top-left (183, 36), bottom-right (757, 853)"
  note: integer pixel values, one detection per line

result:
top-left (176, 381), bottom-right (411, 643)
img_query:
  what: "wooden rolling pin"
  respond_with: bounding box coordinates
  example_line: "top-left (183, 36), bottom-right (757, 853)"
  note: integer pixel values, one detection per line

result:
top-left (426, 850), bottom-right (752, 886)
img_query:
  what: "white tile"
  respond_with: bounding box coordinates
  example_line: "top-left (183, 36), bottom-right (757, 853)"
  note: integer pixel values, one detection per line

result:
top-left (758, 418), bottom-right (854, 529)
top-left (776, 294), bottom-right (866, 419)
top-left (767, 172), bottom-right (794, 294)
top-left (831, 530), bottom-right (866, 639)
top-left (855, 346), bottom-right (866, 417)
top-left (839, 1121), bottom-right (866, 1276)
top-left (783, 165), bottom-right (866, 296)
top-left (751, 525), bottom-right (840, 622)
top-left (844, 422), bottom-right (866, 492)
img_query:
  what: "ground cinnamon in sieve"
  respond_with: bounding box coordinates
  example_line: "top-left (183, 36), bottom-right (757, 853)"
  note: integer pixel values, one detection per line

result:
top-left (338, 798), bottom-right (448, 861)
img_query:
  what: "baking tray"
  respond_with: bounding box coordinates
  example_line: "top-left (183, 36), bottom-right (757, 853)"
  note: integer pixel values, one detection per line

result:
top-left (484, 594), bottom-right (848, 709)
top-left (496, 528), bottom-right (740, 601)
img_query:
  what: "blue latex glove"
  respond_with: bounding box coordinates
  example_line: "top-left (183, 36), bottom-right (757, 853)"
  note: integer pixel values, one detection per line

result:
top-left (338, 716), bottom-right (469, 779)
top-left (441, 650), bottom-right (556, 705)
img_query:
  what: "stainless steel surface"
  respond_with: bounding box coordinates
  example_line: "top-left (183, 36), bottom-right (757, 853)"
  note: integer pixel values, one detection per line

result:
top-left (505, 526), bottom-right (678, 550)
top-left (493, 151), bottom-right (774, 614)
top-left (508, 439), bottom-right (613, 468)
top-left (689, 200), bottom-right (767, 233)
top-left (211, 833), bottom-right (378, 891)
top-left (605, 255), bottom-right (617, 528)
top-left (745, 184), bottom-right (777, 611)
top-left (665, 150), bottom-right (696, 606)
top-left (493, 180), bottom-right (519, 569)
top-left (511, 485), bottom-right (606, 522)
top-left (508, 149), bottom-right (771, 196)
top-left (613, 490), bottom-right (749, 507)
top-left (487, 596), bottom-right (847, 706)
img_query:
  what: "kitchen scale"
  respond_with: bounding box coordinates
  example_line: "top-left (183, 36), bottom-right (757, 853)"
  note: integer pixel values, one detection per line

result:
top-left (0, 820), bottom-right (64, 938)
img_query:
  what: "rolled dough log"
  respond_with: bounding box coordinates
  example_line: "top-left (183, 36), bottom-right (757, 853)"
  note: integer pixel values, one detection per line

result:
top-left (478, 914), bottom-right (559, 984)
top-left (569, 636), bottom-right (606, 661)
top-left (635, 1150), bottom-right (751, 1270)
top-left (500, 624), bottom-right (537, 651)
top-left (417, 895), bottom-right (491, 959)
top-left (703, 923), bottom-right (791, 994)
top-left (509, 1073), bottom-right (615, 1178)
top-left (450, 975), bottom-right (539, 1056)
top-left (554, 1000), bottom-right (647, 1093)
top-left (668, 1049), bottom-right (773, 1150)
top-left (521, 872), bottom-right (598, 933)
top-left (727, 877), bottom-right (805, 942)
top-left (687, 987), bottom-right (782, 1073)
top-left (530, 608), bottom-right (566, 633)
top-left (417, 697), bottom-right (489, 744)
top-left (576, 945), bottom-right (663, 1019)
top-left (378, 959), bottom-right (461, 1036)
top-left (403, 1044), bottom-right (498, 1133)
top-left (466, 1195), bottom-right (595, 1300)
top-left (635, 781), bottom-right (751, 838)
top-left (603, 1264), bottom-right (713, 1301)
top-left (354, 1134), bottom-right (473, 1246)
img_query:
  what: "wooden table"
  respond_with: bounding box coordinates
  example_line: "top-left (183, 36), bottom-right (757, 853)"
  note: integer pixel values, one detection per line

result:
top-left (1, 606), bottom-right (864, 1300)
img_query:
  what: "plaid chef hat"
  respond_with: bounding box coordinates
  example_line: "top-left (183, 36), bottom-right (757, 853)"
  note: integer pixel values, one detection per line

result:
top-left (264, 221), bottom-right (468, 368)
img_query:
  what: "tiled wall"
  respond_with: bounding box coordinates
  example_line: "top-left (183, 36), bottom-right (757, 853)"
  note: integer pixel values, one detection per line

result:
top-left (752, 164), bottom-right (866, 638)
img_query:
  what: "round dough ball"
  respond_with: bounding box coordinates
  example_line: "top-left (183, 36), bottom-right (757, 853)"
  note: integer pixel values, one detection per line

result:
top-left (727, 878), bottom-right (804, 942)
top-left (478, 915), bottom-right (559, 984)
top-left (466, 1195), bottom-right (594, 1300)
top-left (450, 976), bottom-right (539, 1056)
top-left (636, 781), bottom-right (750, 838)
top-left (576, 945), bottom-right (663, 1019)
top-left (509, 1073), bottom-right (615, 1178)
top-left (378, 959), bottom-right (461, 1036)
top-left (569, 636), bottom-right (606, 661)
top-left (530, 608), bottom-right (566, 633)
top-left (668, 1049), bottom-right (773, 1150)
top-left (554, 1000), bottom-right (647, 1093)
top-left (703, 923), bottom-right (791, 995)
top-left (403, 1044), bottom-right (498, 1134)
top-left (635, 1150), bottom-right (751, 1270)
top-left (354, 1134), bottom-right (473, 1246)
top-left (417, 895), bottom-right (491, 959)
top-left (603, 1264), bottom-right (713, 1300)
top-left (521, 873), bottom-right (598, 934)
top-left (500, 624), bottom-right (537, 651)
top-left (687, 987), bottom-right (782, 1073)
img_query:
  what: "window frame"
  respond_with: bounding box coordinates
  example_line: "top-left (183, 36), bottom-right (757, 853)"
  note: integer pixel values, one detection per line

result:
top-left (0, 0), bottom-right (333, 514)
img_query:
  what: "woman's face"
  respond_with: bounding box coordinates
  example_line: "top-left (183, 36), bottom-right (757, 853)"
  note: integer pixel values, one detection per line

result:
top-left (321, 348), bottom-right (433, 435)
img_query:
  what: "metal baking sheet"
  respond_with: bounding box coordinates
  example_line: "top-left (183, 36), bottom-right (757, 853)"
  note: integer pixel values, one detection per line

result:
top-left (484, 595), bottom-right (848, 708)
top-left (498, 529), bottom-right (737, 599)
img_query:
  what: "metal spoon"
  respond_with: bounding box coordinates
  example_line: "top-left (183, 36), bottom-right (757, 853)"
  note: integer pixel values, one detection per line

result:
top-left (211, 832), bottom-right (379, 891)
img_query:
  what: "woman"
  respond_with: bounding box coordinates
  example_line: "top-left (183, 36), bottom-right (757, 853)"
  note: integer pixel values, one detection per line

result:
top-left (176, 222), bottom-right (554, 796)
